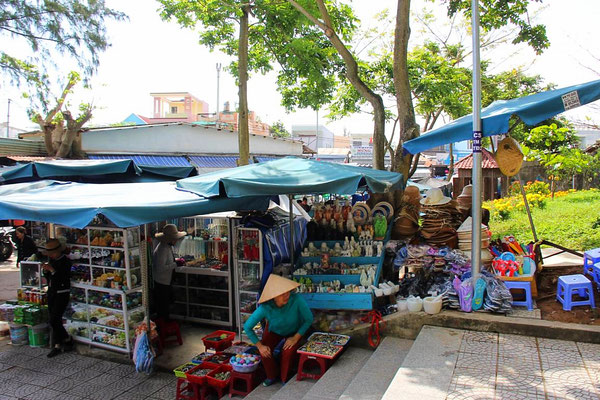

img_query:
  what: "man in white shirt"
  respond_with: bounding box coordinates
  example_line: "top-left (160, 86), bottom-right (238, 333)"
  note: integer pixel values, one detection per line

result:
top-left (152, 224), bottom-right (186, 321)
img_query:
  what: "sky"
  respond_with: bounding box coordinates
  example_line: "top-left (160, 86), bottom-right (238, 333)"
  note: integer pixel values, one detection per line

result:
top-left (1, 0), bottom-right (599, 137)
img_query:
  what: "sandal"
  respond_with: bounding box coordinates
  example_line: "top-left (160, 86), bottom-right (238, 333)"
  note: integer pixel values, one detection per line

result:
top-left (263, 378), bottom-right (278, 387)
top-left (471, 278), bottom-right (486, 311)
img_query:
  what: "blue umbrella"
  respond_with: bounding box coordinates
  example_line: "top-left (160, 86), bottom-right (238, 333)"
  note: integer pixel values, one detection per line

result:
top-left (403, 79), bottom-right (600, 154)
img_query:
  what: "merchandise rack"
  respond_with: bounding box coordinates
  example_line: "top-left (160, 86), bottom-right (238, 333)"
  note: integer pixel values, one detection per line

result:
top-left (54, 224), bottom-right (144, 353)
top-left (171, 215), bottom-right (235, 326)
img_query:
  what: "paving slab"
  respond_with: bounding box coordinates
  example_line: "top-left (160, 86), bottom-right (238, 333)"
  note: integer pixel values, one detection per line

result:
top-left (382, 325), bottom-right (463, 400)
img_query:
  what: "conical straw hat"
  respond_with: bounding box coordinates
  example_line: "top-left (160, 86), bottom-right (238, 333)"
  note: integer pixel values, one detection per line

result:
top-left (258, 274), bottom-right (300, 304)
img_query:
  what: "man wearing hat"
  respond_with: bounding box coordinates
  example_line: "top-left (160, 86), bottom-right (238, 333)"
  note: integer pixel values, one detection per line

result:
top-left (152, 224), bottom-right (186, 321)
top-left (41, 238), bottom-right (73, 358)
top-left (243, 274), bottom-right (313, 386)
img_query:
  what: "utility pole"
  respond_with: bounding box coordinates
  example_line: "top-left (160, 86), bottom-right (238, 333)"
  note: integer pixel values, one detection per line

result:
top-left (216, 63), bottom-right (221, 128)
top-left (6, 99), bottom-right (11, 138)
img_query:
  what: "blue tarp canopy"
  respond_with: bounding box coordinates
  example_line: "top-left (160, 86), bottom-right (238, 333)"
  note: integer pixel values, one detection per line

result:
top-left (403, 79), bottom-right (600, 154)
top-left (176, 156), bottom-right (405, 198)
top-left (0, 159), bottom-right (142, 184)
top-left (0, 180), bottom-right (270, 228)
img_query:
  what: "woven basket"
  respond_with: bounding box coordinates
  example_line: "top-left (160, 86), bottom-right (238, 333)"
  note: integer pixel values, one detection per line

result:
top-left (495, 137), bottom-right (523, 177)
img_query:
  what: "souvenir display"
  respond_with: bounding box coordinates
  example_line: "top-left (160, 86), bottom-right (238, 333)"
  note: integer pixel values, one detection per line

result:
top-left (419, 188), bottom-right (462, 248)
top-left (301, 238), bottom-right (384, 258)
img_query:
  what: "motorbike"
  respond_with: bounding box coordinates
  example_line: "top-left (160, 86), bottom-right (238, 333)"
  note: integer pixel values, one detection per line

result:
top-left (0, 226), bottom-right (15, 261)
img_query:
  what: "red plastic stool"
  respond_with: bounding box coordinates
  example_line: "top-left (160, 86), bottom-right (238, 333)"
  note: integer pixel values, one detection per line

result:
top-left (229, 369), bottom-right (262, 397)
top-left (296, 353), bottom-right (332, 381)
top-left (175, 377), bottom-right (200, 400)
top-left (157, 319), bottom-right (183, 348)
top-left (202, 383), bottom-right (227, 399)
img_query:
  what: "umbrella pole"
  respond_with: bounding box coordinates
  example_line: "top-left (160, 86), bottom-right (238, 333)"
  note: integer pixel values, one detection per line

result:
top-left (289, 195), bottom-right (295, 272)
top-left (470, 0), bottom-right (482, 279)
top-left (518, 174), bottom-right (539, 242)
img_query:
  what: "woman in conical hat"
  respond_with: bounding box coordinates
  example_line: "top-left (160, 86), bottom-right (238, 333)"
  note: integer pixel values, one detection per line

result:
top-left (243, 274), bottom-right (313, 386)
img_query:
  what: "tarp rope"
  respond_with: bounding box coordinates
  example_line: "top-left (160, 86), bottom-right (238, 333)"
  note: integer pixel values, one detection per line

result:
top-left (362, 310), bottom-right (385, 349)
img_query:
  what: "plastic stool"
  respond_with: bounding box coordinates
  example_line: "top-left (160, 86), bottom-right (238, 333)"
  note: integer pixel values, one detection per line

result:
top-left (504, 281), bottom-right (533, 311)
top-left (202, 382), bottom-right (227, 399)
top-left (296, 353), bottom-right (332, 381)
top-left (583, 248), bottom-right (600, 277)
top-left (556, 274), bottom-right (596, 311)
top-left (591, 263), bottom-right (600, 287)
top-left (229, 369), bottom-right (262, 397)
top-left (157, 319), bottom-right (183, 348)
top-left (175, 377), bottom-right (200, 400)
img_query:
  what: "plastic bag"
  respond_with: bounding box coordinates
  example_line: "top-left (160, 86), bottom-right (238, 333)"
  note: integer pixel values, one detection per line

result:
top-left (133, 331), bottom-right (154, 374)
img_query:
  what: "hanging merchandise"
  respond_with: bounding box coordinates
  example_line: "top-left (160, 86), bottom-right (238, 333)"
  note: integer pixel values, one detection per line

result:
top-left (133, 330), bottom-right (154, 374)
top-left (495, 136), bottom-right (524, 177)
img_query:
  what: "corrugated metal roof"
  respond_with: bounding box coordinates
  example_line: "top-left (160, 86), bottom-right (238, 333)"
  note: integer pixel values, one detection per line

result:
top-left (188, 155), bottom-right (239, 168)
top-left (256, 156), bottom-right (279, 163)
top-left (88, 154), bottom-right (191, 167)
top-left (454, 148), bottom-right (498, 169)
top-left (0, 138), bottom-right (47, 157)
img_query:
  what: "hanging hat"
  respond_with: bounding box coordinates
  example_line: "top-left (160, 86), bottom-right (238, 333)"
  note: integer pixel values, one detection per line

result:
top-left (420, 187), bottom-right (452, 206)
top-left (42, 238), bottom-right (66, 255)
top-left (155, 224), bottom-right (187, 242)
top-left (258, 274), bottom-right (300, 304)
top-left (495, 136), bottom-right (524, 177)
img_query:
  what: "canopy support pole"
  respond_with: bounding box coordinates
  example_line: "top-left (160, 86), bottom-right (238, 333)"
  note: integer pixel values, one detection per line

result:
top-left (518, 174), bottom-right (539, 242)
top-left (289, 195), bottom-right (295, 270)
top-left (141, 224), bottom-right (151, 336)
top-left (471, 0), bottom-right (482, 279)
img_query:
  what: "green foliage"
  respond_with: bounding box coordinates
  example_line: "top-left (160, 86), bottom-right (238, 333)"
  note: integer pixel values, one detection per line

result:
top-left (270, 120), bottom-right (290, 138)
top-left (508, 180), bottom-right (551, 197)
top-left (0, 0), bottom-right (126, 84)
top-left (490, 189), bottom-right (600, 250)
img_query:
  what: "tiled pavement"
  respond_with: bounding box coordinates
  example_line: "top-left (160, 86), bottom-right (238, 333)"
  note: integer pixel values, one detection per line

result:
top-left (0, 344), bottom-right (179, 400)
top-left (447, 331), bottom-right (600, 400)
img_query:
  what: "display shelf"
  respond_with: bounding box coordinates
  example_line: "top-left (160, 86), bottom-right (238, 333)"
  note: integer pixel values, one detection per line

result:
top-left (234, 227), bottom-right (264, 340)
top-left (19, 261), bottom-right (47, 289)
top-left (170, 215), bottom-right (236, 326)
top-left (91, 322), bottom-right (125, 332)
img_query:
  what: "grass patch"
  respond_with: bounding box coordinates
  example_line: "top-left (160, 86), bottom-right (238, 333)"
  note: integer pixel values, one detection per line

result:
top-left (489, 190), bottom-right (600, 250)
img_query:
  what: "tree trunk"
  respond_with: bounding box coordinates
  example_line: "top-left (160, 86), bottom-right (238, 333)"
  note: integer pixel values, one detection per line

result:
top-left (288, 0), bottom-right (385, 170)
top-left (57, 110), bottom-right (92, 158)
top-left (393, 0), bottom-right (420, 181)
top-left (237, 5), bottom-right (250, 166)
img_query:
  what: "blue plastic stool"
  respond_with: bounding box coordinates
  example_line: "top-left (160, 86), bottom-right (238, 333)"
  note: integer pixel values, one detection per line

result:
top-left (592, 263), bottom-right (600, 287)
top-left (504, 281), bottom-right (533, 311)
top-left (583, 248), bottom-right (600, 277)
top-left (556, 274), bottom-right (596, 311)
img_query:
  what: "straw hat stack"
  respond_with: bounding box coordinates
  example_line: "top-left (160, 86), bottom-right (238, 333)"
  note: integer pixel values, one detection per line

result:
top-left (456, 217), bottom-right (490, 251)
top-left (392, 186), bottom-right (421, 239)
top-left (456, 184), bottom-right (472, 212)
top-left (419, 188), bottom-right (463, 248)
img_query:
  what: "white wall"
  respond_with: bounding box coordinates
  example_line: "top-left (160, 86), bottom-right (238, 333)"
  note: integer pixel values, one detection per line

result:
top-left (82, 124), bottom-right (302, 155)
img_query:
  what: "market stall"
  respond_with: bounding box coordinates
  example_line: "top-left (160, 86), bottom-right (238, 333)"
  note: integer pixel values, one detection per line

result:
top-left (0, 180), bottom-right (270, 353)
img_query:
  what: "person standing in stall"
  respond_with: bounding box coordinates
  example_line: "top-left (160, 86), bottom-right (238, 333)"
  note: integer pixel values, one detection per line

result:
top-left (152, 224), bottom-right (186, 322)
top-left (15, 226), bottom-right (38, 268)
top-left (41, 238), bottom-right (73, 358)
top-left (243, 274), bottom-right (314, 386)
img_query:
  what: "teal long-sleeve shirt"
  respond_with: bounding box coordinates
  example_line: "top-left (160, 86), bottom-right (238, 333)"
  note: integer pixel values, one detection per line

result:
top-left (243, 292), bottom-right (313, 344)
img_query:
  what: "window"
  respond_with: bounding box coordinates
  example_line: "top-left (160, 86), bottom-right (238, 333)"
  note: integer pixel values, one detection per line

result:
top-left (352, 140), bottom-right (363, 147)
top-left (171, 106), bottom-right (178, 114)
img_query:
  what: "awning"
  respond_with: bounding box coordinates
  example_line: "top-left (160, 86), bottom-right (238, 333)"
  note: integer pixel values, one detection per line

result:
top-left (0, 180), bottom-right (270, 228)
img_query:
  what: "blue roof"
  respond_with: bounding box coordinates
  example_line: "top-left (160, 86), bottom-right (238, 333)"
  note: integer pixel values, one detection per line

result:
top-left (89, 154), bottom-right (191, 167)
top-left (256, 156), bottom-right (279, 163)
top-left (188, 156), bottom-right (239, 168)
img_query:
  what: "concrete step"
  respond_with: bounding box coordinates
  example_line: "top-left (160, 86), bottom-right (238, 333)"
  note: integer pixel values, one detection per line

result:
top-left (243, 378), bottom-right (284, 400)
top-left (339, 336), bottom-right (414, 400)
top-left (301, 346), bottom-right (373, 400)
top-left (270, 374), bottom-right (315, 400)
top-left (382, 325), bottom-right (464, 400)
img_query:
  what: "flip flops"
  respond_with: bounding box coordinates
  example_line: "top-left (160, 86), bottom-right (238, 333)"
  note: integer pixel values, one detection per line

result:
top-left (472, 278), bottom-right (486, 310)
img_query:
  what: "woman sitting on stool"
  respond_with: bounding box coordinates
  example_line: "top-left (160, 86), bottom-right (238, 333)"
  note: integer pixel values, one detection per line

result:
top-left (243, 274), bottom-right (313, 386)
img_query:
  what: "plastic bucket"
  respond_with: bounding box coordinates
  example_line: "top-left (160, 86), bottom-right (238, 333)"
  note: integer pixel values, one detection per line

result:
top-left (9, 323), bottom-right (28, 345)
top-left (407, 297), bottom-right (423, 313)
top-left (396, 299), bottom-right (408, 312)
top-left (423, 297), bottom-right (443, 315)
top-left (28, 324), bottom-right (49, 347)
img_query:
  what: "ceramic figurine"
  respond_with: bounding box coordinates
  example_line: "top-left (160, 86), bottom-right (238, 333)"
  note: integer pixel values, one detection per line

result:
top-left (360, 270), bottom-right (369, 287)
top-left (343, 237), bottom-right (350, 250)
top-left (301, 247), bottom-right (309, 257)
top-left (346, 216), bottom-right (356, 234)
top-left (366, 244), bottom-right (373, 257)
top-left (320, 242), bottom-right (329, 254)
top-left (333, 243), bottom-right (342, 257)
top-left (341, 249), bottom-right (351, 257)
top-left (352, 246), bottom-right (361, 258)
top-left (308, 242), bottom-right (317, 257)
top-left (376, 242), bottom-right (384, 257)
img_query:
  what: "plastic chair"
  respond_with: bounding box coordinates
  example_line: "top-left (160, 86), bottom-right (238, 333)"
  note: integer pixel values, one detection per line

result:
top-left (504, 281), bottom-right (533, 311)
top-left (156, 319), bottom-right (183, 348)
top-left (175, 377), bottom-right (200, 400)
top-left (583, 248), bottom-right (600, 277)
top-left (592, 263), bottom-right (600, 287)
top-left (556, 274), bottom-right (596, 311)
top-left (296, 353), bottom-right (332, 381)
top-left (229, 368), bottom-right (263, 397)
